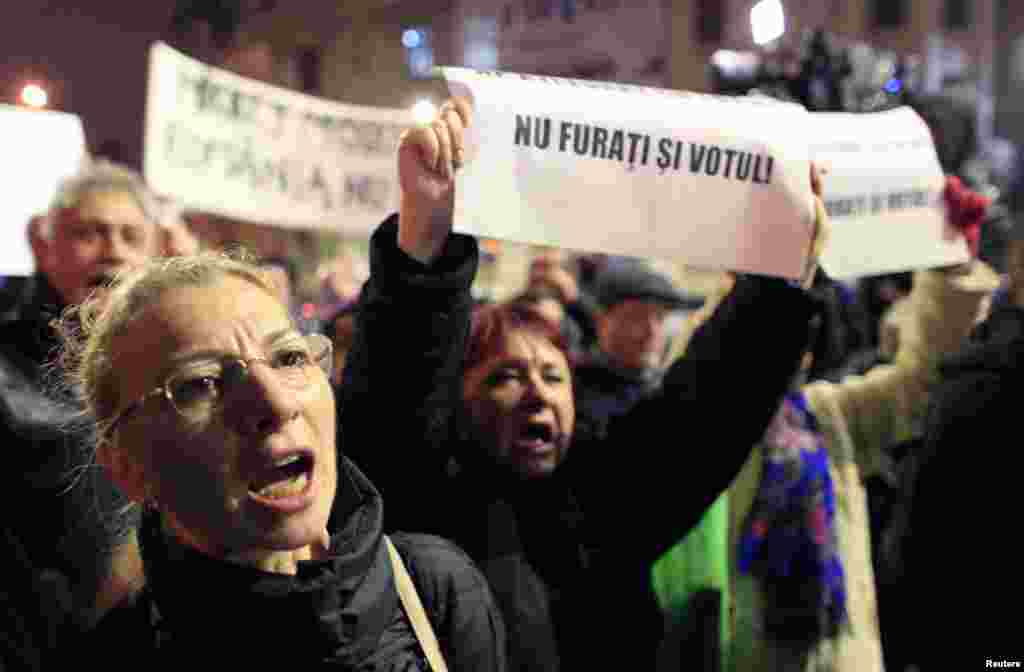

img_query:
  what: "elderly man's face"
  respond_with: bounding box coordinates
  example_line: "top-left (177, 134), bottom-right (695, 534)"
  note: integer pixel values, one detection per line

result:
top-left (597, 299), bottom-right (671, 372)
top-left (110, 274), bottom-right (338, 560)
top-left (49, 189), bottom-right (158, 305)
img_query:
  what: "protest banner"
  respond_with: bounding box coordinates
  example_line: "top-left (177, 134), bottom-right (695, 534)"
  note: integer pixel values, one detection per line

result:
top-left (145, 41), bottom-right (411, 235)
top-left (441, 67), bottom-right (815, 280)
top-left (809, 106), bottom-right (967, 278)
top-left (0, 104), bottom-right (87, 276)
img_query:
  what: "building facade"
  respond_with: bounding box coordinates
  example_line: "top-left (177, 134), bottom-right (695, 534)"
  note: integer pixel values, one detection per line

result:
top-left (207, 0), bottom-right (1014, 296)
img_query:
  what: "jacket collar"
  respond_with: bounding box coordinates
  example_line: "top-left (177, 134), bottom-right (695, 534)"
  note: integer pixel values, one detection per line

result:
top-left (139, 457), bottom-right (398, 662)
top-left (582, 347), bottom-right (664, 390)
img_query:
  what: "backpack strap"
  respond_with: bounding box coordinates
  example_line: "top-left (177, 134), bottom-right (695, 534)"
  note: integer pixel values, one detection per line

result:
top-left (384, 535), bottom-right (449, 672)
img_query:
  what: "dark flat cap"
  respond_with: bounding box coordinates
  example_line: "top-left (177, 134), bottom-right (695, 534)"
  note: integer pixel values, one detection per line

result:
top-left (594, 258), bottom-right (704, 311)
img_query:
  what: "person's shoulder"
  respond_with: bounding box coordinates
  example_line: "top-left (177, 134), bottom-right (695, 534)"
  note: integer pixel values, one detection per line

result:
top-left (387, 532), bottom-right (500, 617)
top-left (0, 344), bottom-right (43, 430)
top-left (0, 320), bottom-right (33, 363)
top-left (0, 309), bottom-right (53, 382)
top-left (388, 533), bottom-right (485, 586)
top-left (938, 306), bottom-right (1024, 391)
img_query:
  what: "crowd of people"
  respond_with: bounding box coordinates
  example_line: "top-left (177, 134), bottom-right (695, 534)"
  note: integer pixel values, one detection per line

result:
top-left (0, 86), bottom-right (1021, 672)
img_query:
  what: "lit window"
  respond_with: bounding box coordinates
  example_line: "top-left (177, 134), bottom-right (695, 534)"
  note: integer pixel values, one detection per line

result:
top-left (561, 0), bottom-right (577, 22)
top-left (944, 0), bottom-right (970, 30)
top-left (464, 16), bottom-right (499, 70)
top-left (872, 0), bottom-right (906, 29)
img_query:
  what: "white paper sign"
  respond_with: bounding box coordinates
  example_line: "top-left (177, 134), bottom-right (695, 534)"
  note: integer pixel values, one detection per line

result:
top-left (809, 107), bottom-right (967, 278)
top-left (442, 68), bottom-right (815, 280)
top-left (145, 42), bottom-right (411, 235)
top-left (0, 105), bottom-right (88, 275)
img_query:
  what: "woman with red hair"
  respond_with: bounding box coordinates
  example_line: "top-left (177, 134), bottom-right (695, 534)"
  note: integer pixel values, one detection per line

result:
top-left (340, 97), bottom-right (828, 671)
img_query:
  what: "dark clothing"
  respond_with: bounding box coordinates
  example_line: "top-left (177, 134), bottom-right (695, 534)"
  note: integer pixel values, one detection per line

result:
top-left (556, 292), bottom-right (599, 362)
top-left (572, 351), bottom-right (662, 438)
top-left (338, 214), bottom-right (479, 537)
top-left (342, 215), bottom-right (820, 671)
top-left (90, 458), bottom-right (505, 671)
top-left (0, 276), bottom-right (36, 323)
top-left (904, 305), bottom-right (1024, 668)
top-left (0, 275), bottom-right (136, 671)
top-left (907, 93), bottom-right (978, 179)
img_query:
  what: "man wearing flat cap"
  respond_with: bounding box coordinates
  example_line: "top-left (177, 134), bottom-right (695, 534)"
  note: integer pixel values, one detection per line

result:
top-left (574, 257), bottom-right (705, 435)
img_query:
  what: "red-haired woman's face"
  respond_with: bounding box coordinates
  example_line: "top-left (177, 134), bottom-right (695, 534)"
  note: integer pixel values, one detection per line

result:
top-left (463, 328), bottom-right (574, 479)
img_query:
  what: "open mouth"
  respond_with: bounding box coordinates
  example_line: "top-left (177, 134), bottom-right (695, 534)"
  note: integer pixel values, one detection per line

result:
top-left (248, 454), bottom-right (314, 500)
top-left (514, 421), bottom-right (557, 455)
top-left (521, 422), bottom-right (554, 443)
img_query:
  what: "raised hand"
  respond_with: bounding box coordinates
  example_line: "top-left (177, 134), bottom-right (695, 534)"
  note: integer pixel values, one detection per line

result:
top-left (944, 176), bottom-right (990, 257)
top-left (801, 162), bottom-right (831, 288)
top-left (397, 97), bottom-right (474, 264)
top-left (528, 257), bottom-right (579, 304)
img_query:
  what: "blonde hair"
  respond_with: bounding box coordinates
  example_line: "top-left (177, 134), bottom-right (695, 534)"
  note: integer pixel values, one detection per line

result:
top-left (56, 250), bottom-right (278, 447)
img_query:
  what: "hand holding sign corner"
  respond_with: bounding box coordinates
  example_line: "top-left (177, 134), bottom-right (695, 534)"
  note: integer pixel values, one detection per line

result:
top-left (397, 97), bottom-right (474, 264)
top-left (937, 175), bottom-right (991, 275)
top-left (811, 107), bottom-right (968, 278)
top-left (802, 162), bottom-right (833, 284)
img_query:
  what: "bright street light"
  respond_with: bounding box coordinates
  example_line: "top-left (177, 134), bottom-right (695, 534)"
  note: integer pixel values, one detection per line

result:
top-left (751, 0), bottom-right (785, 46)
top-left (20, 83), bottom-right (48, 109)
top-left (411, 99), bottom-right (437, 125)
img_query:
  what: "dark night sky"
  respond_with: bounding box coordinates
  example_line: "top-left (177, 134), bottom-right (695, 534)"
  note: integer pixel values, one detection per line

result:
top-left (2, 2), bottom-right (180, 168)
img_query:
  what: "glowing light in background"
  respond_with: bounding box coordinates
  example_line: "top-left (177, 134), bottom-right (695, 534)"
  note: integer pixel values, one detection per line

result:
top-left (711, 49), bottom-right (760, 78)
top-left (751, 0), bottom-right (786, 46)
top-left (411, 99), bottom-right (437, 125)
top-left (884, 78), bottom-right (903, 94)
top-left (20, 83), bottom-right (48, 109)
top-left (402, 29), bottom-right (422, 49)
top-left (402, 25), bottom-right (434, 78)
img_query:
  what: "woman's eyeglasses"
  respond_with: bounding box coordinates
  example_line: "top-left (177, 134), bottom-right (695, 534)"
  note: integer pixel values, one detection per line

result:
top-left (107, 333), bottom-right (332, 433)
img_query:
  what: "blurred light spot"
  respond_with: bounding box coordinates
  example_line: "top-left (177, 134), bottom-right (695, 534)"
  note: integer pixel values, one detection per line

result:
top-left (411, 99), bottom-right (437, 125)
top-left (402, 29), bottom-right (422, 49)
top-left (21, 83), bottom-right (48, 108)
top-left (751, 0), bottom-right (785, 46)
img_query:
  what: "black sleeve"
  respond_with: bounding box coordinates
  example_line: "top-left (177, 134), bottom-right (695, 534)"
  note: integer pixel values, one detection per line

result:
top-left (337, 214), bottom-right (478, 534)
top-left (0, 526), bottom-right (47, 672)
top-left (390, 533), bottom-right (507, 672)
top-left (563, 289), bottom-right (600, 351)
top-left (573, 275), bottom-right (819, 563)
top-left (1, 357), bottom-right (136, 622)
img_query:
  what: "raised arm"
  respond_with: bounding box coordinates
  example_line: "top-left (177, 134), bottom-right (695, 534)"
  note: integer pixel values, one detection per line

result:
top-left (803, 261), bottom-right (997, 478)
top-left (572, 169), bottom-right (827, 563)
top-left (804, 175), bottom-right (999, 477)
top-left (337, 99), bottom-right (478, 534)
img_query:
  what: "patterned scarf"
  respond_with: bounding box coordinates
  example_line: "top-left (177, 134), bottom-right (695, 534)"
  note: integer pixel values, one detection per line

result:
top-left (737, 391), bottom-right (847, 643)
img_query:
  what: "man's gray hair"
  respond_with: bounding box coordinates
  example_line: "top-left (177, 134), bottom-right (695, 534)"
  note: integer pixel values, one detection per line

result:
top-left (47, 159), bottom-right (160, 237)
